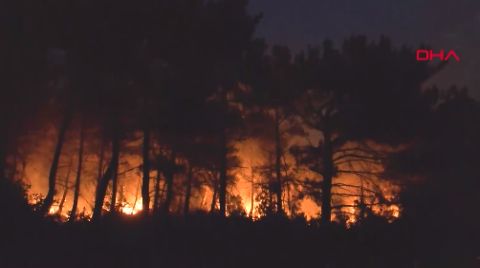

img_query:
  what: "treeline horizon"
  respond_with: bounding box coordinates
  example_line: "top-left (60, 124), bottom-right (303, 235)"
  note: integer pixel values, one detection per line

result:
top-left (1, 0), bottom-right (478, 221)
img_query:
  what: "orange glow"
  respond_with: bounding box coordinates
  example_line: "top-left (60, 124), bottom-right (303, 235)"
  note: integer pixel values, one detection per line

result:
top-left (48, 206), bottom-right (59, 215)
top-left (20, 127), bottom-right (401, 224)
top-left (120, 201), bottom-right (143, 215)
top-left (299, 198), bottom-right (320, 220)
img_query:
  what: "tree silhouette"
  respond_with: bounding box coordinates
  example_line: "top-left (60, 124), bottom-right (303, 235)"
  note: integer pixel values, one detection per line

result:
top-left (244, 42), bottom-right (303, 214)
top-left (69, 117), bottom-right (85, 222)
top-left (292, 36), bottom-right (442, 223)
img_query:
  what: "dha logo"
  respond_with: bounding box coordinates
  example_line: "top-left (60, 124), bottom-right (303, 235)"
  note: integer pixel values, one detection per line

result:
top-left (416, 49), bottom-right (460, 62)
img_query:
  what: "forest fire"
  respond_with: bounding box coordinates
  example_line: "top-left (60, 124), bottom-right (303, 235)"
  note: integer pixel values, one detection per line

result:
top-left (4, 1), bottom-right (479, 266)
top-left (17, 128), bottom-right (400, 224)
top-left (120, 202), bottom-right (143, 215)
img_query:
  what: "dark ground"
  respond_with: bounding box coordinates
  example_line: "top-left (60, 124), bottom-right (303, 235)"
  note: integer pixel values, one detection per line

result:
top-left (1, 211), bottom-right (477, 268)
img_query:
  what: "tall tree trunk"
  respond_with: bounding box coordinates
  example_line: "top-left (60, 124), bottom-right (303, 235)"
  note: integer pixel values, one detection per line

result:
top-left (69, 120), bottom-right (85, 222)
top-left (183, 165), bottom-right (193, 215)
top-left (40, 111), bottom-right (72, 216)
top-left (162, 151), bottom-right (175, 214)
top-left (274, 107), bottom-right (283, 214)
top-left (109, 161), bottom-right (119, 213)
top-left (219, 130), bottom-right (228, 217)
top-left (158, 182), bottom-right (166, 209)
top-left (250, 167), bottom-right (255, 219)
top-left (92, 130), bottom-right (120, 221)
top-left (218, 88), bottom-right (229, 217)
top-left (131, 180), bottom-right (140, 215)
top-left (57, 160), bottom-right (73, 216)
top-left (152, 170), bottom-right (160, 213)
top-left (321, 128), bottom-right (334, 224)
top-left (97, 136), bottom-right (105, 181)
top-left (153, 167), bottom-right (161, 213)
top-left (210, 179), bottom-right (218, 213)
top-left (141, 126), bottom-right (150, 215)
top-left (118, 184), bottom-right (125, 210)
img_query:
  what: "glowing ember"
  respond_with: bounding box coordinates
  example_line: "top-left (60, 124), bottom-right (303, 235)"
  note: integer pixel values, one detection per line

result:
top-left (120, 201), bottom-right (143, 215)
top-left (49, 206), bottom-right (59, 215)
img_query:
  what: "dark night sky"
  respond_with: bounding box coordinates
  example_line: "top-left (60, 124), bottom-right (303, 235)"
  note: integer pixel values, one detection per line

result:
top-left (248, 0), bottom-right (480, 98)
